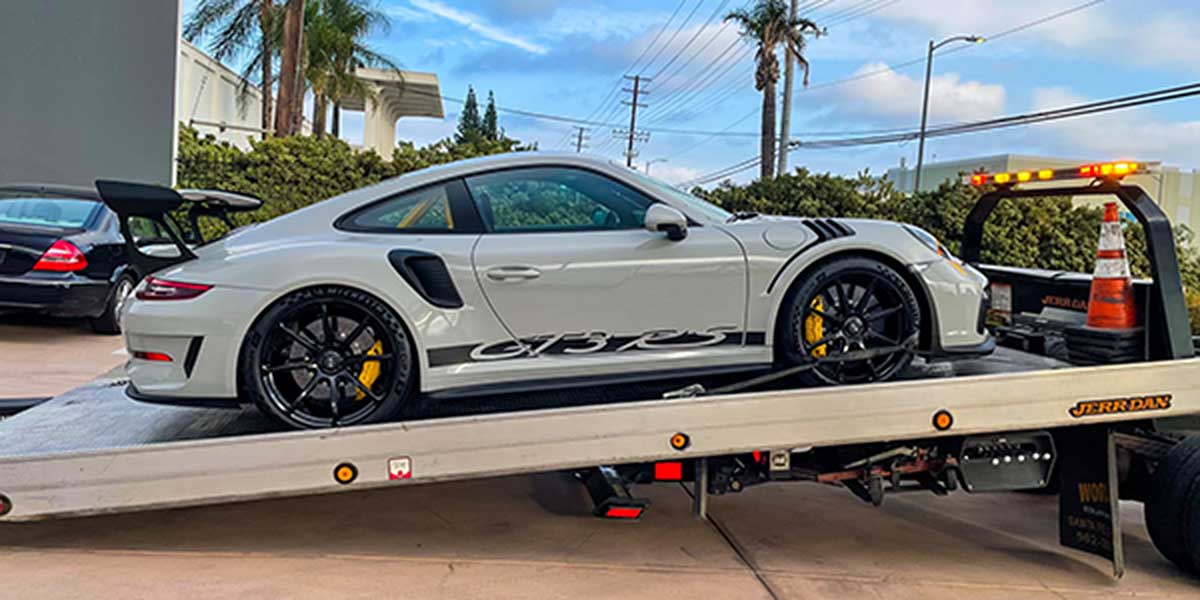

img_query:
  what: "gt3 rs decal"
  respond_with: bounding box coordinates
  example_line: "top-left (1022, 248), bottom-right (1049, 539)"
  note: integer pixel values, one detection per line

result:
top-left (427, 327), bottom-right (766, 368)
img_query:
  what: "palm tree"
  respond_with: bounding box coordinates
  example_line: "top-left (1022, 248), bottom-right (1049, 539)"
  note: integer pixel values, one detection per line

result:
top-left (275, 0), bottom-right (306, 136)
top-left (726, 0), bottom-right (821, 179)
top-left (184, 0), bottom-right (277, 137)
top-left (304, 0), bottom-right (399, 140)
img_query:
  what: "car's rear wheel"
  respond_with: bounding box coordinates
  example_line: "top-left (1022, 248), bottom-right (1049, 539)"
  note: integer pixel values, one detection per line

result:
top-left (239, 286), bottom-right (415, 429)
top-left (780, 256), bottom-right (920, 386)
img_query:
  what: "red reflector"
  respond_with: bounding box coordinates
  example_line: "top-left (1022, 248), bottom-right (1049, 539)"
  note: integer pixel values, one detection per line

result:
top-left (32, 240), bottom-right (88, 272)
top-left (752, 451), bottom-right (763, 463)
top-left (136, 276), bottom-right (213, 301)
top-left (605, 506), bottom-right (643, 519)
top-left (654, 462), bottom-right (683, 481)
top-left (133, 351), bottom-right (173, 362)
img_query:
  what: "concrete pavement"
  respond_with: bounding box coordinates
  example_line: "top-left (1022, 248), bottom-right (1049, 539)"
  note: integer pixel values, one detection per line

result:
top-left (1, 473), bottom-right (1198, 599)
top-left (0, 315), bottom-right (124, 398)
top-left (1, 322), bottom-right (1199, 598)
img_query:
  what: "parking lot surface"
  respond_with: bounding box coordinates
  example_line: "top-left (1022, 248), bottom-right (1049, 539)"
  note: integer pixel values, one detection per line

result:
top-left (1, 475), bottom-right (1198, 599)
top-left (0, 315), bottom-right (124, 398)
top-left (1, 326), bottom-right (1199, 599)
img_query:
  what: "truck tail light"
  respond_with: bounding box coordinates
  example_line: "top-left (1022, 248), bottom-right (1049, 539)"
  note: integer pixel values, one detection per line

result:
top-left (32, 240), bottom-right (88, 272)
top-left (136, 276), bottom-right (212, 301)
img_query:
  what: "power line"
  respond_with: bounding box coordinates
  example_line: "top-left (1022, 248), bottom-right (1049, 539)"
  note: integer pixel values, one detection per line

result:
top-left (676, 0), bottom-right (1107, 164)
top-left (682, 81), bottom-right (1200, 186)
top-left (637, 1), bottom-right (708, 77)
top-left (565, 0), bottom-right (691, 150)
top-left (647, 0), bottom-right (734, 82)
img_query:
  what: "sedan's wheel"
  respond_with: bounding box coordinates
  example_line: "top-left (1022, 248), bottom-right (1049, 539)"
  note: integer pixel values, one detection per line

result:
top-left (91, 274), bottom-right (137, 335)
top-left (781, 256), bottom-right (920, 386)
top-left (240, 286), bottom-right (414, 429)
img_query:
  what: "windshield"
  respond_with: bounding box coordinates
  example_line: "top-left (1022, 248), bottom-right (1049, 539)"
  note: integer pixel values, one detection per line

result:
top-left (0, 197), bottom-right (100, 229)
top-left (623, 168), bottom-right (732, 222)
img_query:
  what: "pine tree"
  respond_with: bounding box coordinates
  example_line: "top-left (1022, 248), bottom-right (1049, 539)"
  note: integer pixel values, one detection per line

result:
top-left (456, 86), bottom-right (483, 144)
top-left (483, 91), bottom-right (499, 141)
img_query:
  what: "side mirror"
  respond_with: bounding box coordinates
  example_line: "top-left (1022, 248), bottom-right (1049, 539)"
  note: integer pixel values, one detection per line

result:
top-left (644, 204), bottom-right (688, 241)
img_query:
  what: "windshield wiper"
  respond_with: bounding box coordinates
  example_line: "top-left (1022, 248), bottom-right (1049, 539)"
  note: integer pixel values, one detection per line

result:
top-left (726, 211), bottom-right (759, 223)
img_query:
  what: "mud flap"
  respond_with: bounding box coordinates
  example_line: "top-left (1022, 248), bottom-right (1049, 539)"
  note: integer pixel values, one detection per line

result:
top-left (1058, 426), bottom-right (1124, 578)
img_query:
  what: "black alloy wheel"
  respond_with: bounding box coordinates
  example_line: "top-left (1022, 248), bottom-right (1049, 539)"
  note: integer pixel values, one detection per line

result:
top-left (782, 256), bottom-right (920, 386)
top-left (241, 286), bottom-right (414, 429)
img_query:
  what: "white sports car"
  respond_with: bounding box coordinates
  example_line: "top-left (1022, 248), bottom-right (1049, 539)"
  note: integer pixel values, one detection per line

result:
top-left (99, 153), bottom-right (992, 429)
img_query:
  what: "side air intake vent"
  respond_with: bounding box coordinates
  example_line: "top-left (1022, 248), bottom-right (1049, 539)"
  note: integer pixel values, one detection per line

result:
top-left (387, 250), bottom-right (464, 309)
top-left (802, 218), bottom-right (855, 241)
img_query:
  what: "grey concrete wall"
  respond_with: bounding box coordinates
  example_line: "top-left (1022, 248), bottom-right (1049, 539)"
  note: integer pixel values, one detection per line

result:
top-left (0, 1), bottom-right (180, 187)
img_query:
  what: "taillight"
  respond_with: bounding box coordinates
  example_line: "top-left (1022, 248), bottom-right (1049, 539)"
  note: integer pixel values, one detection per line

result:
top-left (32, 240), bottom-right (88, 272)
top-left (136, 276), bottom-right (212, 301)
top-left (132, 350), bottom-right (173, 362)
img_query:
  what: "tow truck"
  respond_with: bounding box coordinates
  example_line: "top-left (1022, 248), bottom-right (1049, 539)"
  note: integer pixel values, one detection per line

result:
top-left (3, 162), bottom-right (1200, 580)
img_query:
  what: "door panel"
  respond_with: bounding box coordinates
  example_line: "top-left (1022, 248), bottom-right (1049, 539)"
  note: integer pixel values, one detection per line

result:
top-left (473, 227), bottom-right (746, 354)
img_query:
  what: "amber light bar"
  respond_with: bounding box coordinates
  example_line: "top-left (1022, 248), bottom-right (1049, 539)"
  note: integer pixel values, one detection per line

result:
top-left (967, 161), bottom-right (1159, 187)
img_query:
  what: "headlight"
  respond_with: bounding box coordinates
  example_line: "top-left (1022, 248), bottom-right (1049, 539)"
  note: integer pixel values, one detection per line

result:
top-left (903, 225), bottom-right (970, 275)
top-left (902, 225), bottom-right (948, 257)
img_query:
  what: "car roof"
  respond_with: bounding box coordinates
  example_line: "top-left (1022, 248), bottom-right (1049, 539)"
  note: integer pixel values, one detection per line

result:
top-left (0, 183), bottom-right (102, 201)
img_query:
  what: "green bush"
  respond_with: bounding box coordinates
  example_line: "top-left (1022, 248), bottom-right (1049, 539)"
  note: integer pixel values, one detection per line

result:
top-left (175, 125), bottom-right (529, 235)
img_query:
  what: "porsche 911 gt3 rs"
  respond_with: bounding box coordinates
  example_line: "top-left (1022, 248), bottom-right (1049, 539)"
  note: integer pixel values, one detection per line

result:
top-left (99, 153), bottom-right (993, 429)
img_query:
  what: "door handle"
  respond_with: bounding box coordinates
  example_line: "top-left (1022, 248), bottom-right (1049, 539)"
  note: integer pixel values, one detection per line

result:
top-left (485, 266), bottom-right (542, 282)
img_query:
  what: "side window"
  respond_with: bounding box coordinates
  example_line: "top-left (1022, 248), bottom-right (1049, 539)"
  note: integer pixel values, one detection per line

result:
top-left (342, 183), bottom-right (456, 232)
top-left (465, 167), bottom-right (653, 232)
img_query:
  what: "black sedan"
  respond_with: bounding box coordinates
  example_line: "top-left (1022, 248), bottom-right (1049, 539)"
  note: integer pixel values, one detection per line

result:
top-left (0, 185), bottom-right (134, 333)
top-left (0, 184), bottom-right (262, 334)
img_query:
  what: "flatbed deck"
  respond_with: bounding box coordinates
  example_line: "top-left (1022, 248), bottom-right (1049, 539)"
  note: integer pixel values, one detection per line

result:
top-left (3, 345), bottom-right (1198, 522)
top-left (0, 347), bottom-right (1067, 457)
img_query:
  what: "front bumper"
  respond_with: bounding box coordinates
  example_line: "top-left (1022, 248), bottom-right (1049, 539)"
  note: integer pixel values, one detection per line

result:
top-left (123, 284), bottom-right (270, 402)
top-left (910, 260), bottom-right (994, 359)
top-left (0, 274), bottom-right (110, 318)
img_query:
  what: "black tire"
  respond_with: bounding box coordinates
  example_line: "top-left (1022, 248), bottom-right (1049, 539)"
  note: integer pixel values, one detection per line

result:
top-left (779, 256), bottom-right (920, 386)
top-left (238, 286), bottom-right (416, 429)
top-left (1146, 436), bottom-right (1200, 573)
top-left (91, 274), bottom-right (137, 335)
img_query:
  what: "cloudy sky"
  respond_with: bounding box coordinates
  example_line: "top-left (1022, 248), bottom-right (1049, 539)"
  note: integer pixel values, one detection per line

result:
top-left (182, 0), bottom-right (1200, 185)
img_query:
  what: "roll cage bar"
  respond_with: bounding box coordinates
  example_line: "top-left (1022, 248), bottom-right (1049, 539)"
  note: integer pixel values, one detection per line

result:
top-left (961, 181), bottom-right (1192, 360)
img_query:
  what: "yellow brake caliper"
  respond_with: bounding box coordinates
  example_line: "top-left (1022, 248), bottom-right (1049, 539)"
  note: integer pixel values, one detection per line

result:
top-left (355, 340), bottom-right (384, 401)
top-left (804, 297), bottom-right (827, 358)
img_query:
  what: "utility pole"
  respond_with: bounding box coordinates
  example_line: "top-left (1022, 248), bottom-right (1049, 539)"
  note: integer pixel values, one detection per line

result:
top-left (571, 126), bottom-right (589, 153)
top-left (914, 34), bottom-right (984, 193)
top-left (621, 75), bottom-right (649, 167)
top-left (776, 0), bottom-right (799, 176)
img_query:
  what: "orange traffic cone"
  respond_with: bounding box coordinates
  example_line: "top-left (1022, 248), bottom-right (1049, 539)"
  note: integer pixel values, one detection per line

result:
top-left (1085, 202), bottom-right (1137, 329)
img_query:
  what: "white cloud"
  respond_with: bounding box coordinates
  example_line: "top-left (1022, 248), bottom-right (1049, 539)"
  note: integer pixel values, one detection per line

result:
top-left (869, 0), bottom-right (1200, 72)
top-left (385, 5), bottom-right (435, 23)
top-left (839, 62), bottom-right (1006, 122)
top-left (408, 0), bottom-right (548, 55)
top-left (1028, 86), bottom-right (1200, 165)
top-left (643, 164), bottom-right (701, 185)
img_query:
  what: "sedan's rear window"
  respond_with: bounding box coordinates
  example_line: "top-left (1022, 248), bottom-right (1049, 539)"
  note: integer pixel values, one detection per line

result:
top-left (0, 197), bottom-right (100, 228)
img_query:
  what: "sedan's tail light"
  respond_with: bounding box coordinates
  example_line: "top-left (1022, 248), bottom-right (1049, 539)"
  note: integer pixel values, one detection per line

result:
top-left (136, 276), bottom-right (212, 301)
top-left (32, 240), bottom-right (88, 272)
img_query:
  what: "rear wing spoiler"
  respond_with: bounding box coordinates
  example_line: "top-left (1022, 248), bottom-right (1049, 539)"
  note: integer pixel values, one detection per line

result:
top-left (94, 180), bottom-right (263, 275)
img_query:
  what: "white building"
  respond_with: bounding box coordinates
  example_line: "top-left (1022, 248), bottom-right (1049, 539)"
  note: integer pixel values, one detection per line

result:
top-left (177, 40), bottom-right (444, 156)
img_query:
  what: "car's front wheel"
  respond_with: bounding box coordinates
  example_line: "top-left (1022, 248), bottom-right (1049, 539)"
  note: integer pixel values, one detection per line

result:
top-left (780, 256), bottom-right (921, 386)
top-left (239, 286), bottom-right (415, 429)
